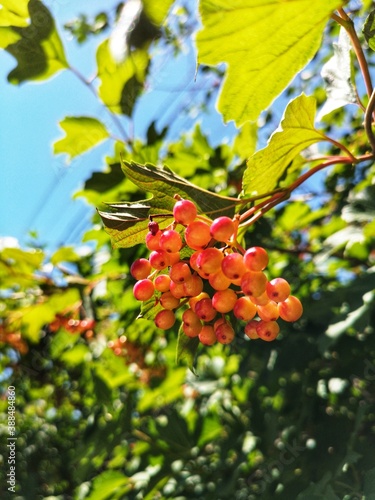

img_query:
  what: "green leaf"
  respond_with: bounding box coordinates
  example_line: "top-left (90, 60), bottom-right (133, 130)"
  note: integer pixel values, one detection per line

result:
top-left (363, 9), bottom-right (375, 51)
top-left (96, 40), bottom-right (149, 115)
top-left (53, 117), bottom-right (110, 161)
top-left (196, 0), bottom-right (343, 125)
top-left (317, 27), bottom-right (357, 120)
top-left (0, 0), bottom-right (29, 28)
top-left (242, 94), bottom-right (326, 196)
top-left (4, 0), bottom-right (67, 84)
top-left (176, 325), bottom-right (199, 371)
top-left (142, 0), bottom-right (174, 25)
top-left (85, 471), bottom-right (131, 500)
top-left (99, 160), bottom-right (239, 248)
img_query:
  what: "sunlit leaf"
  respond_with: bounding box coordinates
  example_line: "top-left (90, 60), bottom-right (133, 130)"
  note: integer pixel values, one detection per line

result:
top-left (242, 94), bottom-right (326, 196)
top-left (53, 117), bottom-right (110, 161)
top-left (0, 0), bottom-right (29, 28)
top-left (197, 0), bottom-right (343, 125)
top-left (97, 40), bottom-right (149, 115)
top-left (5, 0), bottom-right (67, 84)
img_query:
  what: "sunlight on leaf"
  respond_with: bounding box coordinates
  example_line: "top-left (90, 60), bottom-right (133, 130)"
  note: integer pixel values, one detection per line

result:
top-left (53, 116), bottom-right (110, 161)
top-left (242, 94), bottom-right (326, 196)
top-left (197, 0), bottom-right (343, 125)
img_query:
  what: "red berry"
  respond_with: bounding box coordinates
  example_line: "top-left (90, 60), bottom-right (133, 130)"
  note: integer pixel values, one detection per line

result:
top-left (199, 325), bottom-right (217, 345)
top-left (221, 253), bottom-right (247, 280)
top-left (208, 270), bottom-right (232, 291)
top-left (189, 292), bottom-right (210, 312)
top-left (183, 322), bottom-right (202, 337)
top-left (195, 298), bottom-right (217, 322)
top-left (149, 250), bottom-right (170, 270)
top-left (173, 199), bottom-right (197, 225)
top-left (145, 230), bottom-right (162, 250)
top-left (159, 292), bottom-right (180, 310)
top-left (133, 279), bottom-right (155, 301)
top-left (196, 247), bottom-right (224, 274)
top-left (212, 288), bottom-right (237, 313)
top-left (215, 322), bottom-right (235, 344)
top-left (154, 274), bottom-right (171, 292)
top-left (184, 221), bottom-right (211, 250)
top-left (159, 229), bottom-right (183, 253)
top-left (183, 274), bottom-right (204, 297)
top-left (256, 320), bottom-right (280, 341)
top-left (266, 278), bottom-right (291, 302)
top-left (210, 216), bottom-right (235, 242)
top-left (130, 258), bottom-right (152, 280)
top-left (257, 300), bottom-right (279, 322)
top-left (244, 246), bottom-right (269, 271)
top-left (244, 320), bottom-right (260, 340)
top-left (241, 271), bottom-right (267, 297)
top-left (169, 261), bottom-right (192, 283)
top-left (278, 296), bottom-right (303, 322)
top-left (169, 281), bottom-right (186, 299)
top-left (233, 296), bottom-right (257, 321)
top-left (148, 220), bottom-right (159, 235)
top-left (154, 309), bottom-right (176, 330)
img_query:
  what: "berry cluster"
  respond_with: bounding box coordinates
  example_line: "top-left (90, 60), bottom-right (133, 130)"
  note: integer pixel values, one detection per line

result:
top-left (131, 197), bottom-right (303, 345)
top-left (49, 314), bottom-right (95, 337)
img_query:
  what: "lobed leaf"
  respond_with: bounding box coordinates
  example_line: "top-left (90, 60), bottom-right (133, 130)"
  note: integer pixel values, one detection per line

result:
top-left (242, 94), bottom-right (326, 197)
top-left (197, 0), bottom-right (343, 125)
top-left (53, 116), bottom-right (110, 161)
top-left (4, 0), bottom-right (67, 84)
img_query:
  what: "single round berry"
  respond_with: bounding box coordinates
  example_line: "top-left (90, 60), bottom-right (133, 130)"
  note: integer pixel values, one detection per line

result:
top-left (130, 258), bottom-right (152, 280)
top-left (244, 246), bottom-right (269, 271)
top-left (278, 296), bottom-right (303, 322)
top-left (148, 220), bottom-right (159, 235)
top-left (173, 199), bottom-right (197, 225)
top-left (212, 288), bottom-right (238, 313)
top-left (215, 322), bottom-right (235, 344)
top-left (266, 278), bottom-right (291, 302)
top-left (256, 320), bottom-right (280, 341)
top-left (244, 320), bottom-right (260, 340)
top-left (182, 308), bottom-right (201, 327)
top-left (210, 216), bottom-right (235, 242)
top-left (195, 298), bottom-right (217, 322)
top-left (133, 279), bottom-right (155, 301)
top-left (257, 300), bottom-right (279, 322)
top-left (183, 274), bottom-right (204, 297)
top-left (183, 322), bottom-right (202, 337)
top-left (169, 261), bottom-right (192, 283)
top-left (159, 291), bottom-right (180, 310)
top-left (154, 274), bottom-right (171, 292)
top-left (189, 292), bottom-right (210, 312)
top-left (145, 230), bottom-right (162, 250)
top-left (233, 296), bottom-right (257, 321)
top-left (199, 325), bottom-right (217, 345)
top-left (184, 221), bottom-right (211, 250)
top-left (241, 271), bottom-right (267, 297)
top-left (221, 253), bottom-right (247, 280)
top-left (196, 247), bottom-right (224, 274)
top-left (159, 229), bottom-right (183, 253)
top-left (154, 309), bottom-right (176, 330)
top-left (208, 270), bottom-right (232, 291)
top-left (149, 249), bottom-right (170, 270)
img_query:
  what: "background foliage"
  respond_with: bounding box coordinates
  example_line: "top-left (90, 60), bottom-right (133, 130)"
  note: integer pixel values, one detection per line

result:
top-left (0, 1), bottom-right (375, 499)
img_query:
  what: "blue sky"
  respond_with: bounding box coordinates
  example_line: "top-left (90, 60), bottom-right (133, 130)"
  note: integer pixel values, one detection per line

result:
top-left (0, 0), bottom-right (238, 253)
